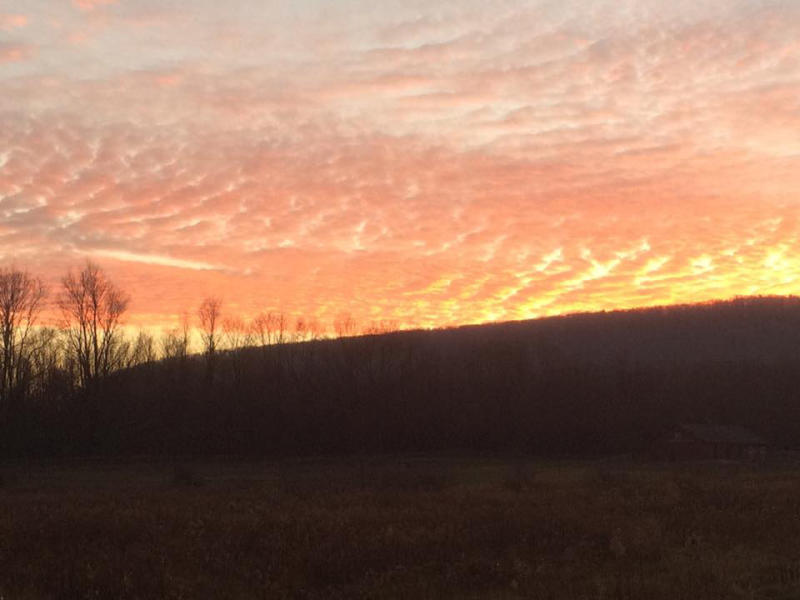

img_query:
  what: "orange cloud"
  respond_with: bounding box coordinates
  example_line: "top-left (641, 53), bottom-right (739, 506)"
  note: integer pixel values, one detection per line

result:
top-left (72, 0), bottom-right (117, 11)
top-left (0, 42), bottom-right (34, 63)
top-left (0, 14), bottom-right (28, 30)
top-left (2, 1), bottom-right (800, 332)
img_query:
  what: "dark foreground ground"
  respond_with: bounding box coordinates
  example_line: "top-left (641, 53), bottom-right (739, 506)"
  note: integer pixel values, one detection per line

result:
top-left (1, 456), bottom-right (799, 599)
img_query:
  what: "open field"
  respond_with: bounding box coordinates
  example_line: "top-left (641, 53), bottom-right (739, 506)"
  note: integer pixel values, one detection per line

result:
top-left (1, 456), bottom-right (800, 599)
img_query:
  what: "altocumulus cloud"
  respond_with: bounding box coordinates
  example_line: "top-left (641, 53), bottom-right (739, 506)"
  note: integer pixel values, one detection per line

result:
top-left (1, 0), bottom-right (799, 329)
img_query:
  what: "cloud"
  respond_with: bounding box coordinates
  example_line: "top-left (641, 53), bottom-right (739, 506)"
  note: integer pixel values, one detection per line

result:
top-left (90, 250), bottom-right (226, 271)
top-left (0, 42), bottom-right (34, 63)
top-left (72, 0), bottom-right (117, 11)
top-left (0, 14), bottom-right (28, 30)
top-left (1, 0), bottom-right (799, 329)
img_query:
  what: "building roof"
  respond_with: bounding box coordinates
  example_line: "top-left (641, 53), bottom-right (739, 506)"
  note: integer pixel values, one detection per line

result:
top-left (678, 424), bottom-right (767, 446)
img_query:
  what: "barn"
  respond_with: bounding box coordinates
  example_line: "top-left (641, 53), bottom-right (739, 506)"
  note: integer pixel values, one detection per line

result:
top-left (655, 424), bottom-right (768, 461)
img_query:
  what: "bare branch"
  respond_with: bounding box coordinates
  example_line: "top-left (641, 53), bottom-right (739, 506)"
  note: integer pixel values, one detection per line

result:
top-left (0, 267), bottom-right (47, 407)
top-left (58, 261), bottom-right (130, 388)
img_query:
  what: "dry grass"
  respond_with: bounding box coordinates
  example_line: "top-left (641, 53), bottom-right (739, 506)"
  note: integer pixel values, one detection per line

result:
top-left (0, 458), bottom-right (799, 599)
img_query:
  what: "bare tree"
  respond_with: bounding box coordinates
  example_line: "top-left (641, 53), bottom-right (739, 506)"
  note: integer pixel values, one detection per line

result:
top-left (161, 312), bottom-right (190, 361)
top-left (250, 311), bottom-right (289, 345)
top-left (223, 316), bottom-right (251, 351)
top-left (274, 312), bottom-right (288, 345)
top-left (333, 312), bottom-right (358, 338)
top-left (128, 329), bottom-right (157, 367)
top-left (291, 316), bottom-right (304, 343)
top-left (198, 297), bottom-right (222, 355)
top-left (26, 327), bottom-right (64, 397)
top-left (223, 316), bottom-right (251, 386)
top-left (307, 316), bottom-right (325, 341)
top-left (363, 319), bottom-right (398, 336)
top-left (198, 297), bottom-right (222, 381)
top-left (252, 311), bottom-right (288, 347)
top-left (58, 261), bottom-right (130, 388)
top-left (0, 268), bottom-right (46, 408)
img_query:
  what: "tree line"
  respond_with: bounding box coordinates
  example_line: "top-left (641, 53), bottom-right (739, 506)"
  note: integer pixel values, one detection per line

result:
top-left (0, 262), bottom-right (145, 415)
top-left (3, 262), bottom-right (800, 458)
top-left (0, 262), bottom-right (396, 421)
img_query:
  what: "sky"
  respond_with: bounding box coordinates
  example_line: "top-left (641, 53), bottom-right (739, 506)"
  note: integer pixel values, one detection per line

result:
top-left (1, 0), bottom-right (799, 332)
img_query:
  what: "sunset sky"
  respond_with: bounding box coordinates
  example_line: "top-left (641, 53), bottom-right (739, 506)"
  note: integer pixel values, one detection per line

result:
top-left (1, 0), bottom-right (799, 332)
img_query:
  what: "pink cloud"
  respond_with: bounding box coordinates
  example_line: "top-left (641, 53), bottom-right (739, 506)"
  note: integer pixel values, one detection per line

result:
top-left (0, 42), bottom-right (34, 63)
top-left (2, 1), bottom-right (800, 330)
top-left (0, 14), bottom-right (28, 30)
top-left (72, 0), bottom-right (117, 11)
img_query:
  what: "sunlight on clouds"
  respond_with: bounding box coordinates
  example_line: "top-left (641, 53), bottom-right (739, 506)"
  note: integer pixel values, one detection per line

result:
top-left (0, 14), bottom-right (27, 30)
top-left (72, 0), bottom-right (117, 12)
top-left (691, 256), bottom-right (714, 275)
top-left (91, 250), bottom-right (224, 272)
top-left (535, 248), bottom-right (564, 273)
top-left (635, 256), bottom-right (671, 286)
top-left (405, 275), bottom-right (455, 298)
top-left (763, 246), bottom-right (798, 287)
top-left (1, 1), bottom-right (800, 329)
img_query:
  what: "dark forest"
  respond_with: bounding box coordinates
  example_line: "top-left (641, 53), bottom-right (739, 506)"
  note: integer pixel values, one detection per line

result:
top-left (3, 263), bottom-right (800, 458)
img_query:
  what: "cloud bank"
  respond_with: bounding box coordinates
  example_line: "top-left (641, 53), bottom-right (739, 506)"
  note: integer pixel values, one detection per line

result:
top-left (1, 0), bottom-right (799, 330)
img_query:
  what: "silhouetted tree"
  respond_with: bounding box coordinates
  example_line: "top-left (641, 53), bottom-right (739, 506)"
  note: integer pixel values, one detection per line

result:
top-left (26, 327), bottom-right (64, 398)
top-left (198, 297), bottom-right (222, 382)
top-left (252, 311), bottom-right (290, 349)
top-left (223, 316), bottom-right (251, 387)
top-left (161, 312), bottom-right (190, 362)
top-left (307, 316), bottom-right (325, 341)
top-left (1, 267), bottom-right (799, 461)
top-left (0, 268), bottom-right (46, 411)
top-left (58, 261), bottom-right (129, 389)
top-left (293, 316), bottom-right (308, 343)
top-left (362, 320), bottom-right (398, 336)
top-left (128, 330), bottom-right (157, 367)
top-left (223, 316), bottom-right (250, 351)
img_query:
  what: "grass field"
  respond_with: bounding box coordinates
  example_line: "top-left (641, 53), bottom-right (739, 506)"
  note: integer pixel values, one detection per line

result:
top-left (1, 456), bottom-right (799, 599)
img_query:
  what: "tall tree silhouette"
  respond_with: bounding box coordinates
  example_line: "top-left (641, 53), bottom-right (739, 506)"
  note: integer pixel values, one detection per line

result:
top-left (58, 261), bottom-right (129, 388)
top-left (161, 312), bottom-right (190, 363)
top-left (198, 297), bottom-right (222, 383)
top-left (0, 268), bottom-right (46, 411)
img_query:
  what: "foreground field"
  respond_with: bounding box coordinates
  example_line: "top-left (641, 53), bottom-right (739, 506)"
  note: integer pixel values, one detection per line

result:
top-left (1, 457), bottom-right (799, 599)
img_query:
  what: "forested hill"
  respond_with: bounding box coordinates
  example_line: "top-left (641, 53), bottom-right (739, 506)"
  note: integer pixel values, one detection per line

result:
top-left (7, 296), bottom-right (800, 458)
top-left (445, 295), bottom-right (800, 366)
